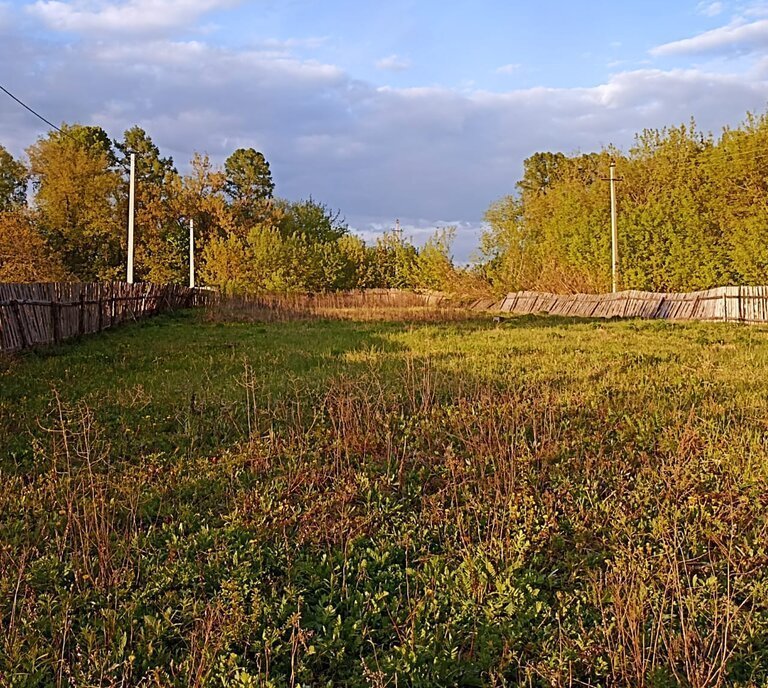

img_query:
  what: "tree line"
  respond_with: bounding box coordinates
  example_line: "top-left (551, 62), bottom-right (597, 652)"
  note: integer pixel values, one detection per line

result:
top-left (481, 111), bottom-right (768, 294)
top-left (0, 125), bottom-right (474, 293)
top-left (7, 110), bottom-right (768, 296)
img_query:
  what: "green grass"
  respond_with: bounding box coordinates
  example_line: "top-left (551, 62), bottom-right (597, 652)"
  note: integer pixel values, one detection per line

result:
top-left (1, 310), bottom-right (398, 465)
top-left (3, 311), bottom-right (768, 686)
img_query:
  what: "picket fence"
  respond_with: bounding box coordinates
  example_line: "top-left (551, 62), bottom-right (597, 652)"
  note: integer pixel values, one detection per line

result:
top-left (462, 286), bottom-right (768, 323)
top-left (0, 282), bottom-right (208, 353)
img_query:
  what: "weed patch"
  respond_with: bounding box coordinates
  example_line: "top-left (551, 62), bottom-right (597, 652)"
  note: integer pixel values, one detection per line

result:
top-left (2, 312), bottom-right (768, 685)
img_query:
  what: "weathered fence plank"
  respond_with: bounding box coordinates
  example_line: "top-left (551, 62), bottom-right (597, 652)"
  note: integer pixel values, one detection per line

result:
top-left (0, 281), bottom-right (209, 353)
top-left (494, 287), bottom-right (768, 324)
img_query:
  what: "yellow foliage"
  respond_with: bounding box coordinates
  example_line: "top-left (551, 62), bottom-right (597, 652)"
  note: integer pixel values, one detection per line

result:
top-left (0, 210), bottom-right (69, 282)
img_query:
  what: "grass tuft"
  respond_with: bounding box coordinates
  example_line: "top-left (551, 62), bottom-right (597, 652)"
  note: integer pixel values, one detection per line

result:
top-left (2, 310), bottom-right (768, 685)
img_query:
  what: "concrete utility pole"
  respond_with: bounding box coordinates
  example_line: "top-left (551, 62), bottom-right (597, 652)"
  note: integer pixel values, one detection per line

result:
top-left (127, 152), bottom-right (136, 284)
top-left (609, 160), bottom-right (619, 293)
top-left (189, 219), bottom-right (195, 289)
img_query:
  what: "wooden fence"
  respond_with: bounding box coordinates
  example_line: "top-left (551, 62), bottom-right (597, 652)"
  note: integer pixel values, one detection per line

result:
top-left (4, 283), bottom-right (766, 354)
top-left (479, 286), bottom-right (768, 323)
top-left (0, 282), bottom-right (208, 353)
top-left (203, 287), bottom-right (768, 324)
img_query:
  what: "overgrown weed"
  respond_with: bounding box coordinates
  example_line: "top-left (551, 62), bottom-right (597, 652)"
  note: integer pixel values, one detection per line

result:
top-left (204, 291), bottom-right (481, 324)
top-left (3, 314), bottom-right (768, 684)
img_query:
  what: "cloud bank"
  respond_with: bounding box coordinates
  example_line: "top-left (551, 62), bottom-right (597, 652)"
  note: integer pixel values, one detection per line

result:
top-left (3, 1), bottom-right (768, 259)
top-left (28, 0), bottom-right (239, 34)
top-left (652, 18), bottom-right (768, 56)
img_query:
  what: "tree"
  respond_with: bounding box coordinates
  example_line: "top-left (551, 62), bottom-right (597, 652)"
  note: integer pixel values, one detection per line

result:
top-left (58, 125), bottom-right (116, 164)
top-left (0, 210), bottom-right (68, 282)
top-left (176, 153), bottom-right (233, 241)
top-left (224, 148), bottom-right (274, 230)
top-left (412, 227), bottom-right (457, 291)
top-left (704, 113), bottom-right (768, 284)
top-left (517, 151), bottom-right (568, 195)
top-left (480, 116), bottom-right (764, 293)
top-left (115, 127), bottom-right (183, 283)
top-left (27, 124), bottom-right (122, 280)
top-left (115, 126), bottom-right (175, 186)
top-left (276, 198), bottom-right (348, 243)
top-left (201, 208), bottom-right (369, 294)
top-left (0, 145), bottom-right (27, 211)
top-left (165, 152), bottom-right (235, 287)
top-left (365, 231), bottom-right (418, 289)
top-left (481, 195), bottom-right (540, 293)
top-left (200, 232), bottom-right (252, 294)
top-left (333, 235), bottom-right (371, 290)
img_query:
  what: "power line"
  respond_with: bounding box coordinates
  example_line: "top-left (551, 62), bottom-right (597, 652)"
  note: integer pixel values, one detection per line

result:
top-left (651, 142), bottom-right (768, 163)
top-left (706, 146), bottom-right (768, 162)
top-left (628, 145), bottom-right (767, 164)
top-left (0, 83), bottom-right (63, 134)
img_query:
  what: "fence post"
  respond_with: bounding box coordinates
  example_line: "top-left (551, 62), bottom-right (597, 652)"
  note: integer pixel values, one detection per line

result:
top-left (738, 285), bottom-right (743, 323)
top-left (10, 300), bottom-right (28, 350)
top-left (97, 284), bottom-right (104, 331)
top-left (78, 291), bottom-right (85, 335)
top-left (723, 292), bottom-right (728, 323)
top-left (51, 300), bottom-right (60, 344)
top-left (110, 282), bottom-right (116, 327)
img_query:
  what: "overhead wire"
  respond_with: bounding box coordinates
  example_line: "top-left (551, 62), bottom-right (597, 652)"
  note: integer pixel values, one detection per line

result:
top-left (0, 82), bottom-right (133, 160)
top-left (0, 83), bottom-right (64, 134)
top-left (699, 143), bottom-right (768, 162)
top-left (5, 74), bottom-right (768, 180)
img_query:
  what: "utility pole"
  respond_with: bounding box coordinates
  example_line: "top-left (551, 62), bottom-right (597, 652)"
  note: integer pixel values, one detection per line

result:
top-left (609, 160), bottom-right (619, 293)
top-left (127, 152), bottom-right (136, 284)
top-left (189, 219), bottom-right (195, 288)
top-left (394, 219), bottom-right (402, 285)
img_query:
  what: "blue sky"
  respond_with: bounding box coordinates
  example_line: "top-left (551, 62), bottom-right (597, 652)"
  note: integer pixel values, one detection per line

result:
top-left (2, 0), bottom-right (768, 258)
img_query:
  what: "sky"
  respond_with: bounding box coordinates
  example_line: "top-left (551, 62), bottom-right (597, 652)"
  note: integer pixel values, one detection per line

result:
top-left (2, 0), bottom-right (768, 259)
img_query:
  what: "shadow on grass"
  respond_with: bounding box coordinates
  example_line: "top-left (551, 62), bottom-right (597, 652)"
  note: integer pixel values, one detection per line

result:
top-left (498, 313), bottom-right (630, 329)
top-left (0, 310), bottom-right (411, 471)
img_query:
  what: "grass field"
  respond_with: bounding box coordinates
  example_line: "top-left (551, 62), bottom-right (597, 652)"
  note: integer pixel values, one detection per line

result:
top-left (3, 309), bottom-right (768, 686)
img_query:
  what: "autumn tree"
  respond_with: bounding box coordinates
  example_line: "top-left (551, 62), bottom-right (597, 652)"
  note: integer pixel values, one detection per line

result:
top-left (202, 196), bottom-right (368, 293)
top-left (364, 231), bottom-right (418, 289)
top-left (333, 234), bottom-right (372, 290)
top-left (0, 145), bottom-right (27, 211)
top-left (115, 126), bottom-right (175, 187)
top-left (27, 124), bottom-right (122, 280)
top-left (178, 153), bottom-right (232, 240)
top-left (516, 151), bottom-right (568, 195)
top-left (704, 113), bottom-right (768, 284)
top-left (480, 195), bottom-right (528, 293)
top-left (114, 127), bottom-right (183, 283)
top-left (411, 227), bottom-right (457, 291)
top-left (0, 210), bottom-right (68, 282)
top-left (479, 114), bottom-right (768, 293)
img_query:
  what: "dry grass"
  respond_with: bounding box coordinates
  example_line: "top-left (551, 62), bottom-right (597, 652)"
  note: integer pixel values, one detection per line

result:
top-left (204, 290), bottom-right (482, 323)
top-left (4, 311), bottom-right (768, 685)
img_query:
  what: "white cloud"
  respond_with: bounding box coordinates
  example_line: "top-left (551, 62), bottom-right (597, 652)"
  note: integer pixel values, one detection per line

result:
top-left (259, 36), bottom-right (330, 52)
top-left (651, 17), bottom-right (768, 56)
top-left (375, 54), bottom-right (412, 72)
top-left (496, 63), bottom-right (521, 75)
top-left (3, 29), bottom-right (768, 261)
top-left (350, 217), bottom-right (482, 261)
top-left (28, 0), bottom-right (239, 34)
top-left (698, 1), bottom-right (724, 17)
top-left (744, 3), bottom-right (768, 18)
